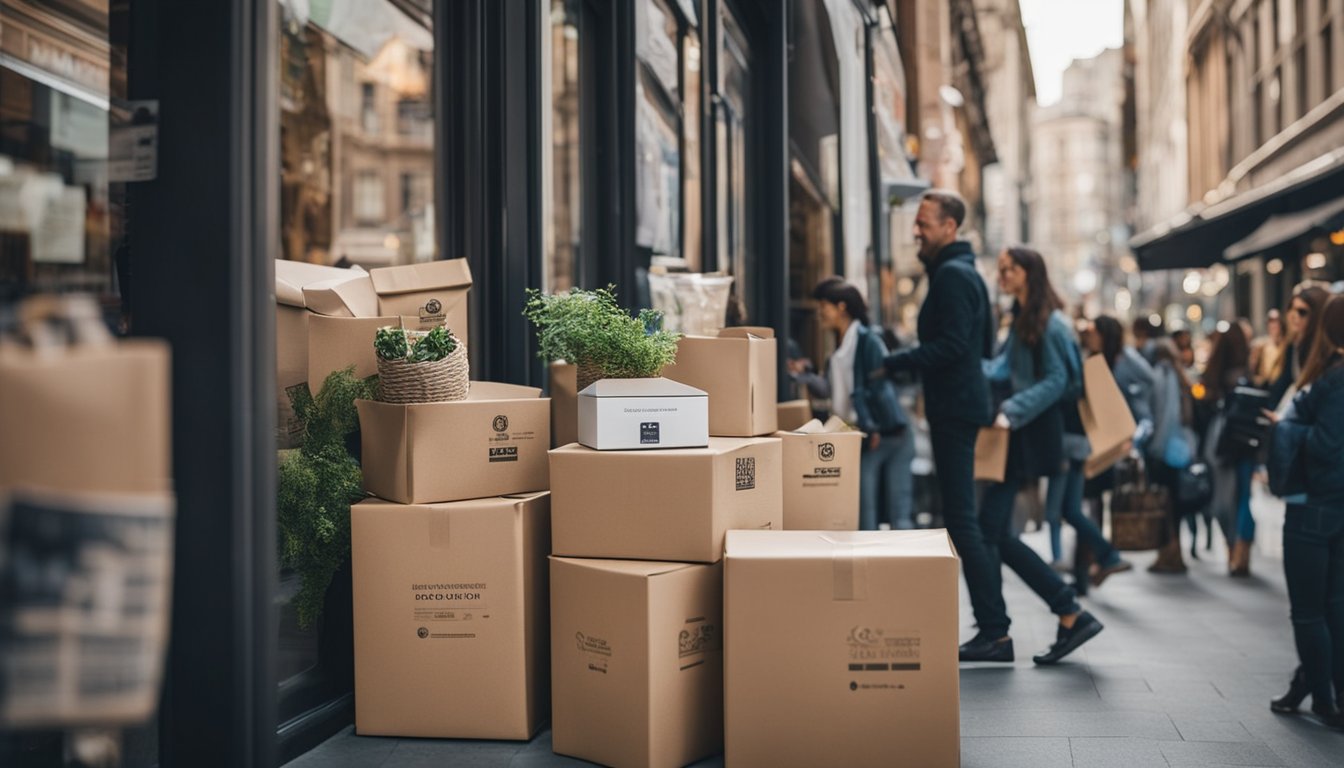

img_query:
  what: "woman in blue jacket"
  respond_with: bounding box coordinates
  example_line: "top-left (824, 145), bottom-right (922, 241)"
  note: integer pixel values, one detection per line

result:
top-left (963, 247), bottom-right (1103, 666)
top-left (812, 279), bottom-right (912, 530)
top-left (1271, 294), bottom-right (1344, 731)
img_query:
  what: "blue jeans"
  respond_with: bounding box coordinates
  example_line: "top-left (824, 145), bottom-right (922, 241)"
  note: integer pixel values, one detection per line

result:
top-left (930, 420), bottom-right (1002, 639)
top-left (1046, 459), bottom-right (1120, 567)
top-left (979, 479), bottom-right (1082, 639)
top-left (1282, 504), bottom-right (1344, 708)
top-left (1236, 459), bottom-right (1256, 543)
top-left (860, 428), bottom-right (915, 530)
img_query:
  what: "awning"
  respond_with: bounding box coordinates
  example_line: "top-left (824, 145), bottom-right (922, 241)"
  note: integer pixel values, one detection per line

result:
top-left (1130, 148), bottom-right (1344, 271)
top-left (1223, 195), bottom-right (1344, 261)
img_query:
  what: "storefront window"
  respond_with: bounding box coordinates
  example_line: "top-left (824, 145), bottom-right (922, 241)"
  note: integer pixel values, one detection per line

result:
top-left (544, 0), bottom-right (582, 293)
top-left (635, 0), bottom-right (684, 263)
top-left (719, 7), bottom-right (752, 317)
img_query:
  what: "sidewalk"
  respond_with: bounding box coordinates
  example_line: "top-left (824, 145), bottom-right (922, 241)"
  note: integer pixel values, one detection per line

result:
top-left (288, 513), bottom-right (1340, 768)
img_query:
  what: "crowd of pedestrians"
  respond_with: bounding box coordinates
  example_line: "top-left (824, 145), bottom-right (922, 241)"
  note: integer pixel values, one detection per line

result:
top-left (794, 188), bottom-right (1344, 730)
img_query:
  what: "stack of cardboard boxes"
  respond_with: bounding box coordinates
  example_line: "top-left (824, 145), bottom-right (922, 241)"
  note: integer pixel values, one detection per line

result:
top-left (547, 330), bottom-right (783, 767)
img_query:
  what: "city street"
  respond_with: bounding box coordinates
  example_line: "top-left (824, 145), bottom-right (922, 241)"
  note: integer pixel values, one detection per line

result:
top-left (288, 495), bottom-right (1341, 768)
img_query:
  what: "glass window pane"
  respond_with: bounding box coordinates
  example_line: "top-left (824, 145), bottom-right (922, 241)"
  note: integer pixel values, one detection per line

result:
top-left (720, 9), bottom-right (752, 318)
top-left (545, 0), bottom-right (581, 293)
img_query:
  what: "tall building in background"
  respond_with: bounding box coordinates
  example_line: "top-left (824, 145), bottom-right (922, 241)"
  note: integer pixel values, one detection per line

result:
top-left (1031, 48), bottom-right (1129, 313)
top-left (974, 0), bottom-right (1035, 260)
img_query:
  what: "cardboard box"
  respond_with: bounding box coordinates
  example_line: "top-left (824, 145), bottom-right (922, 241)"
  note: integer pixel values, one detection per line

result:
top-left (370, 258), bottom-right (472, 335)
top-left (662, 327), bottom-right (778, 437)
top-left (724, 530), bottom-right (960, 768)
top-left (776, 399), bottom-right (813, 432)
top-left (306, 315), bottom-right (395, 390)
top-left (577, 377), bottom-right (709, 451)
top-left (357, 382), bottom-right (550, 504)
top-left (778, 418), bottom-right (862, 531)
top-left (301, 273), bottom-right (379, 318)
top-left (550, 361), bottom-right (578, 449)
top-left (550, 437), bottom-right (782, 563)
top-left (1, 340), bottom-right (171, 494)
top-left (352, 493), bottom-right (550, 739)
top-left (551, 557), bottom-right (723, 768)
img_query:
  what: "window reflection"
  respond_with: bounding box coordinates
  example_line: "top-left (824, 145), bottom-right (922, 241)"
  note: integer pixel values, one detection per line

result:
top-left (545, 0), bottom-right (581, 293)
top-left (719, 8), bottom-right (751, 317)
top-left (635, 0), bottom-right (683, 262)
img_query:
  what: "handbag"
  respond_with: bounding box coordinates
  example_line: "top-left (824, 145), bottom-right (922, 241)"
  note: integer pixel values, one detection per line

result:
top-left (1215, 385), bottom-right (1272, 459)
top-left (1176, 461), bottom-right (1213, 510)
top-left (1109, 457), bottom-right (1169, 551)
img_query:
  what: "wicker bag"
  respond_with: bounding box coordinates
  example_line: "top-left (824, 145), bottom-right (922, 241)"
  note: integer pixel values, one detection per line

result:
top-left (1109, 458), bottom-right (1168, 551)
top-left (376, 330), bottom-right (470, 404)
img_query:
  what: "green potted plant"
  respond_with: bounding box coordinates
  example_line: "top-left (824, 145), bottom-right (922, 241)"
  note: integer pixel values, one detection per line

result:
top-left (277, 366), bottom-right (375, 629)
top-left (523, 285), bottom-right (680, 390)
top-left (374, 324), bottom-right (469, 403)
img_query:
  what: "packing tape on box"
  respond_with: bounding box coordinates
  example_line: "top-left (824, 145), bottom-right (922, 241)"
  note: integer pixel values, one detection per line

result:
top-left (429, 512), bottom-right (451, 548)
top-left (831, 543), bottom-right (868, 602)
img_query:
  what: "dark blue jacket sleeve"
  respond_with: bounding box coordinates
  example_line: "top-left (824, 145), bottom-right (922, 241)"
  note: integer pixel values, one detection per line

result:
top-left (885, 267), bottom-right (981, 373)
top-left (1001, 323), bottom-right (1068, 429)
top-left (1297, 370), bottom-right (1344, 499)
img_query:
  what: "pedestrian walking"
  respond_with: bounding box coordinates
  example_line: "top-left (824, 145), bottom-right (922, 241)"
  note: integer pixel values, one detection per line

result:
top-left (877, 190), bottom-right (1002, 658)
top-left (1269, 294), bottom-right (1344, 731)
top-left (1200, 323), bottom-right (1255, 576)
top-left (810, 278), bottom-right (912, 530)
top-left (1146, 340), bottom-right (1200, 574)
top-left (969, 246), bottom-right (1104, 665)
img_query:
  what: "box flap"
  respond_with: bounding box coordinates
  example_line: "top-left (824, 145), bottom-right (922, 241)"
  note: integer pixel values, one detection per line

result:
top-left (370, 258), bottom-right (473, 296)
top-left (724, 529), bottom-right (956, 560)
top-left (275, 260), bottom-right (365, 308)
top-left (578, 377), bottom-right (707, 398)
top-left (550, 435), bottom-right (772, 458)
top-left (550, 555), bottom-right (695, 578)
top-left (718, 326), bottom-right (775, 340)
top-left (464, 381), bottom-right (543, 401)
top-left (301, 273), bottom-right (379, 317)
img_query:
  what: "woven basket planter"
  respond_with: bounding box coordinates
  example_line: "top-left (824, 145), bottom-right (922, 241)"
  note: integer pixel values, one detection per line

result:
top-left (377, 341), bottom-right (469, 404)
top-left (575, 361), bottom-right (606, 392)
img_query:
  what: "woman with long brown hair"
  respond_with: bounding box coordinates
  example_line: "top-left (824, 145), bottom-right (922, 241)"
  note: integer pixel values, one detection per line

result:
top-left (1270, 294), bottom-right (1344, 731)
top-left (959, 246), bottom-right (1104, 666)
top-left (1201, 321), bottom-right (1256, 575)
top-left (1268, 283), bottom-right (1332, 406)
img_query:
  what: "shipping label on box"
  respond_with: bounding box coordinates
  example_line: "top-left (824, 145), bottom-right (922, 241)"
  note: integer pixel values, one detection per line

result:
top-left (724, 530), bottom-right (960, 768)
top-left (370, 258), bottom-right (472, 336)
top-left (662, 327), bottom-right (778, 437)
top-left (357, 382), bottom-right (550, 504)
top-left (577, 377), bottom-right (708, 451)
top-left (352, 494), bottom-right (550, 739)
top-left (778, 419), bottom-right (862, 530)
top-left (551, 557), bottom-right (723, 768)
top-left (549, 437), bottom-right (782, 563)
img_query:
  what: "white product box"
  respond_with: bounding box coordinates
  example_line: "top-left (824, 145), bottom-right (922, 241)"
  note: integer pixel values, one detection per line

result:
top-left (577, 377), bottom-right (708, 450)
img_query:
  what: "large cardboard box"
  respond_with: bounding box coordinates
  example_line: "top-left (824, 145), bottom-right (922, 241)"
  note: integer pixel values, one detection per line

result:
top-left (549, 361), bottom-right (579, 448)
top-left (352, 493), bottom-right (550, 739)
top-left (551, 557), bottom-right (723, 768)
top-left (275, 261), bottom-right (380, 445)
top-left (1, 340), bottom-right (171, 494)
top-left (356, 382), bottom-right (550, 504)
top-left (778, 418), bottom-right (862, 531)
top-left (577, 377), bottom-right (709, 451)
top-left (662, 327), bottom-right (778, 437)
top-left (724, 530), bottom-right (960, 768)
top-left (776, 399), bottom-right (813, 432)
top-left (550, 437), bottom-right (782, 563)
top-left (370, 258), bottom-right (473, 335)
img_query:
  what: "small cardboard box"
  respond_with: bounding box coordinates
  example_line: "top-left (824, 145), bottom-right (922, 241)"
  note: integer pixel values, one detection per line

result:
top-left (370, 258), bottom-right (473, 335)
top-left (551, 557), bottom-right (723, 768)
top-left (549, 361), bottom-right (578, 449)
top-left (549, 437), bottom-right (782, 563)
top-left (776, 399), bottom-right (813, 432)
top-left (356, 382), bottom-right (550, 504)
top-left (662, 327), bottom-right (778, 437)
top-left (724, 530), bottom-right (960, 768)
top-left (352, 493), bottom-right (550, 739)
top-left (306, 315), bottom-right (395, 389)
top-left (577, 377), bottom-right (709, 451)
top-left (778, 418), bottom-right (862, 531)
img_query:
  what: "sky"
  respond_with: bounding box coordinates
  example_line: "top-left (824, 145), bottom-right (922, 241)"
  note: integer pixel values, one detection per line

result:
top-left (1019, 0), bottom-right (1125, 106)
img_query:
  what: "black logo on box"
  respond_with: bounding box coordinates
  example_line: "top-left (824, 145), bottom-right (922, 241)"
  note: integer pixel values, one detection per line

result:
top-left (489, 446), bottom-right (518, 462)
top-left (417, 627), bottom-right (429, 639)
top-left (678, 624), bottom-right (718, 658)
top-left (493, 415), bottom-right (509, 433)
top-left (819, 442), bottom-right (836, 461)
top-left (640, 422), bottom-right (661, 444)
top-left (425, 299), bottom-right (442, 315)
top-left (735, 457), bottom-right (756, 491)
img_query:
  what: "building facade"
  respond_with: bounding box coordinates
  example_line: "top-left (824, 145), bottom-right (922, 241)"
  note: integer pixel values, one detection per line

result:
top-left (974, 0), bottom-right (1036, 261)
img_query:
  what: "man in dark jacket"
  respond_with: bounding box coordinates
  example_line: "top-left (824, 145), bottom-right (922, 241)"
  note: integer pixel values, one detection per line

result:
top-left (879, 189), bottom-right (1006, 662)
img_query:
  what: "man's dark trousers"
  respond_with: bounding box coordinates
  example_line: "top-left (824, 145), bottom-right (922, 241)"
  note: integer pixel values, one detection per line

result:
top-left (930, 418), bottom-right (1005, 639)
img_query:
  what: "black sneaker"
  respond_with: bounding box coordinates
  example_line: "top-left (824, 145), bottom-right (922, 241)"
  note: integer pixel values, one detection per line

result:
top-left (959, 634), bottom-right (1014, 663)
top-left (1032, 612), bottom-right (1104, 665)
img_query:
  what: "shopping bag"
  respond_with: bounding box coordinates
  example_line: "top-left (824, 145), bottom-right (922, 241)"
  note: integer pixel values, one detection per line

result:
top-left (974, 426), bottom-right (1009, 483)
top-left (1109, 458), bottom-right (1168, 551)
top-left (1079, 355), bottom-right (1137, 478)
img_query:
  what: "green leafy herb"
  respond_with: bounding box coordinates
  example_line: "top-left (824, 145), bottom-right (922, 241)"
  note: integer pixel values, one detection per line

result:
top-left (374, 326), bottom-right (458, 363)
top-left (522, 285), bottom-right (680, 378)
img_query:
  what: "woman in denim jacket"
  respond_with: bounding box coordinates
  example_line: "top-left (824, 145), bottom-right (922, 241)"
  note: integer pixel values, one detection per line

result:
top-left (968, 247), bottom-right (1103, 666)
top-left (1270, 294), bottom-right (1344, 731)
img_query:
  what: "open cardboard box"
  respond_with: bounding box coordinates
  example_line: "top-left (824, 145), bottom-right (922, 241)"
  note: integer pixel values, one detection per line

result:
top-left (370, 258), bottom-right (472, 335)
top-left (777, 417), bottom-right (862, 531)
top-left (662, 326), bottom-right (778, 437)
